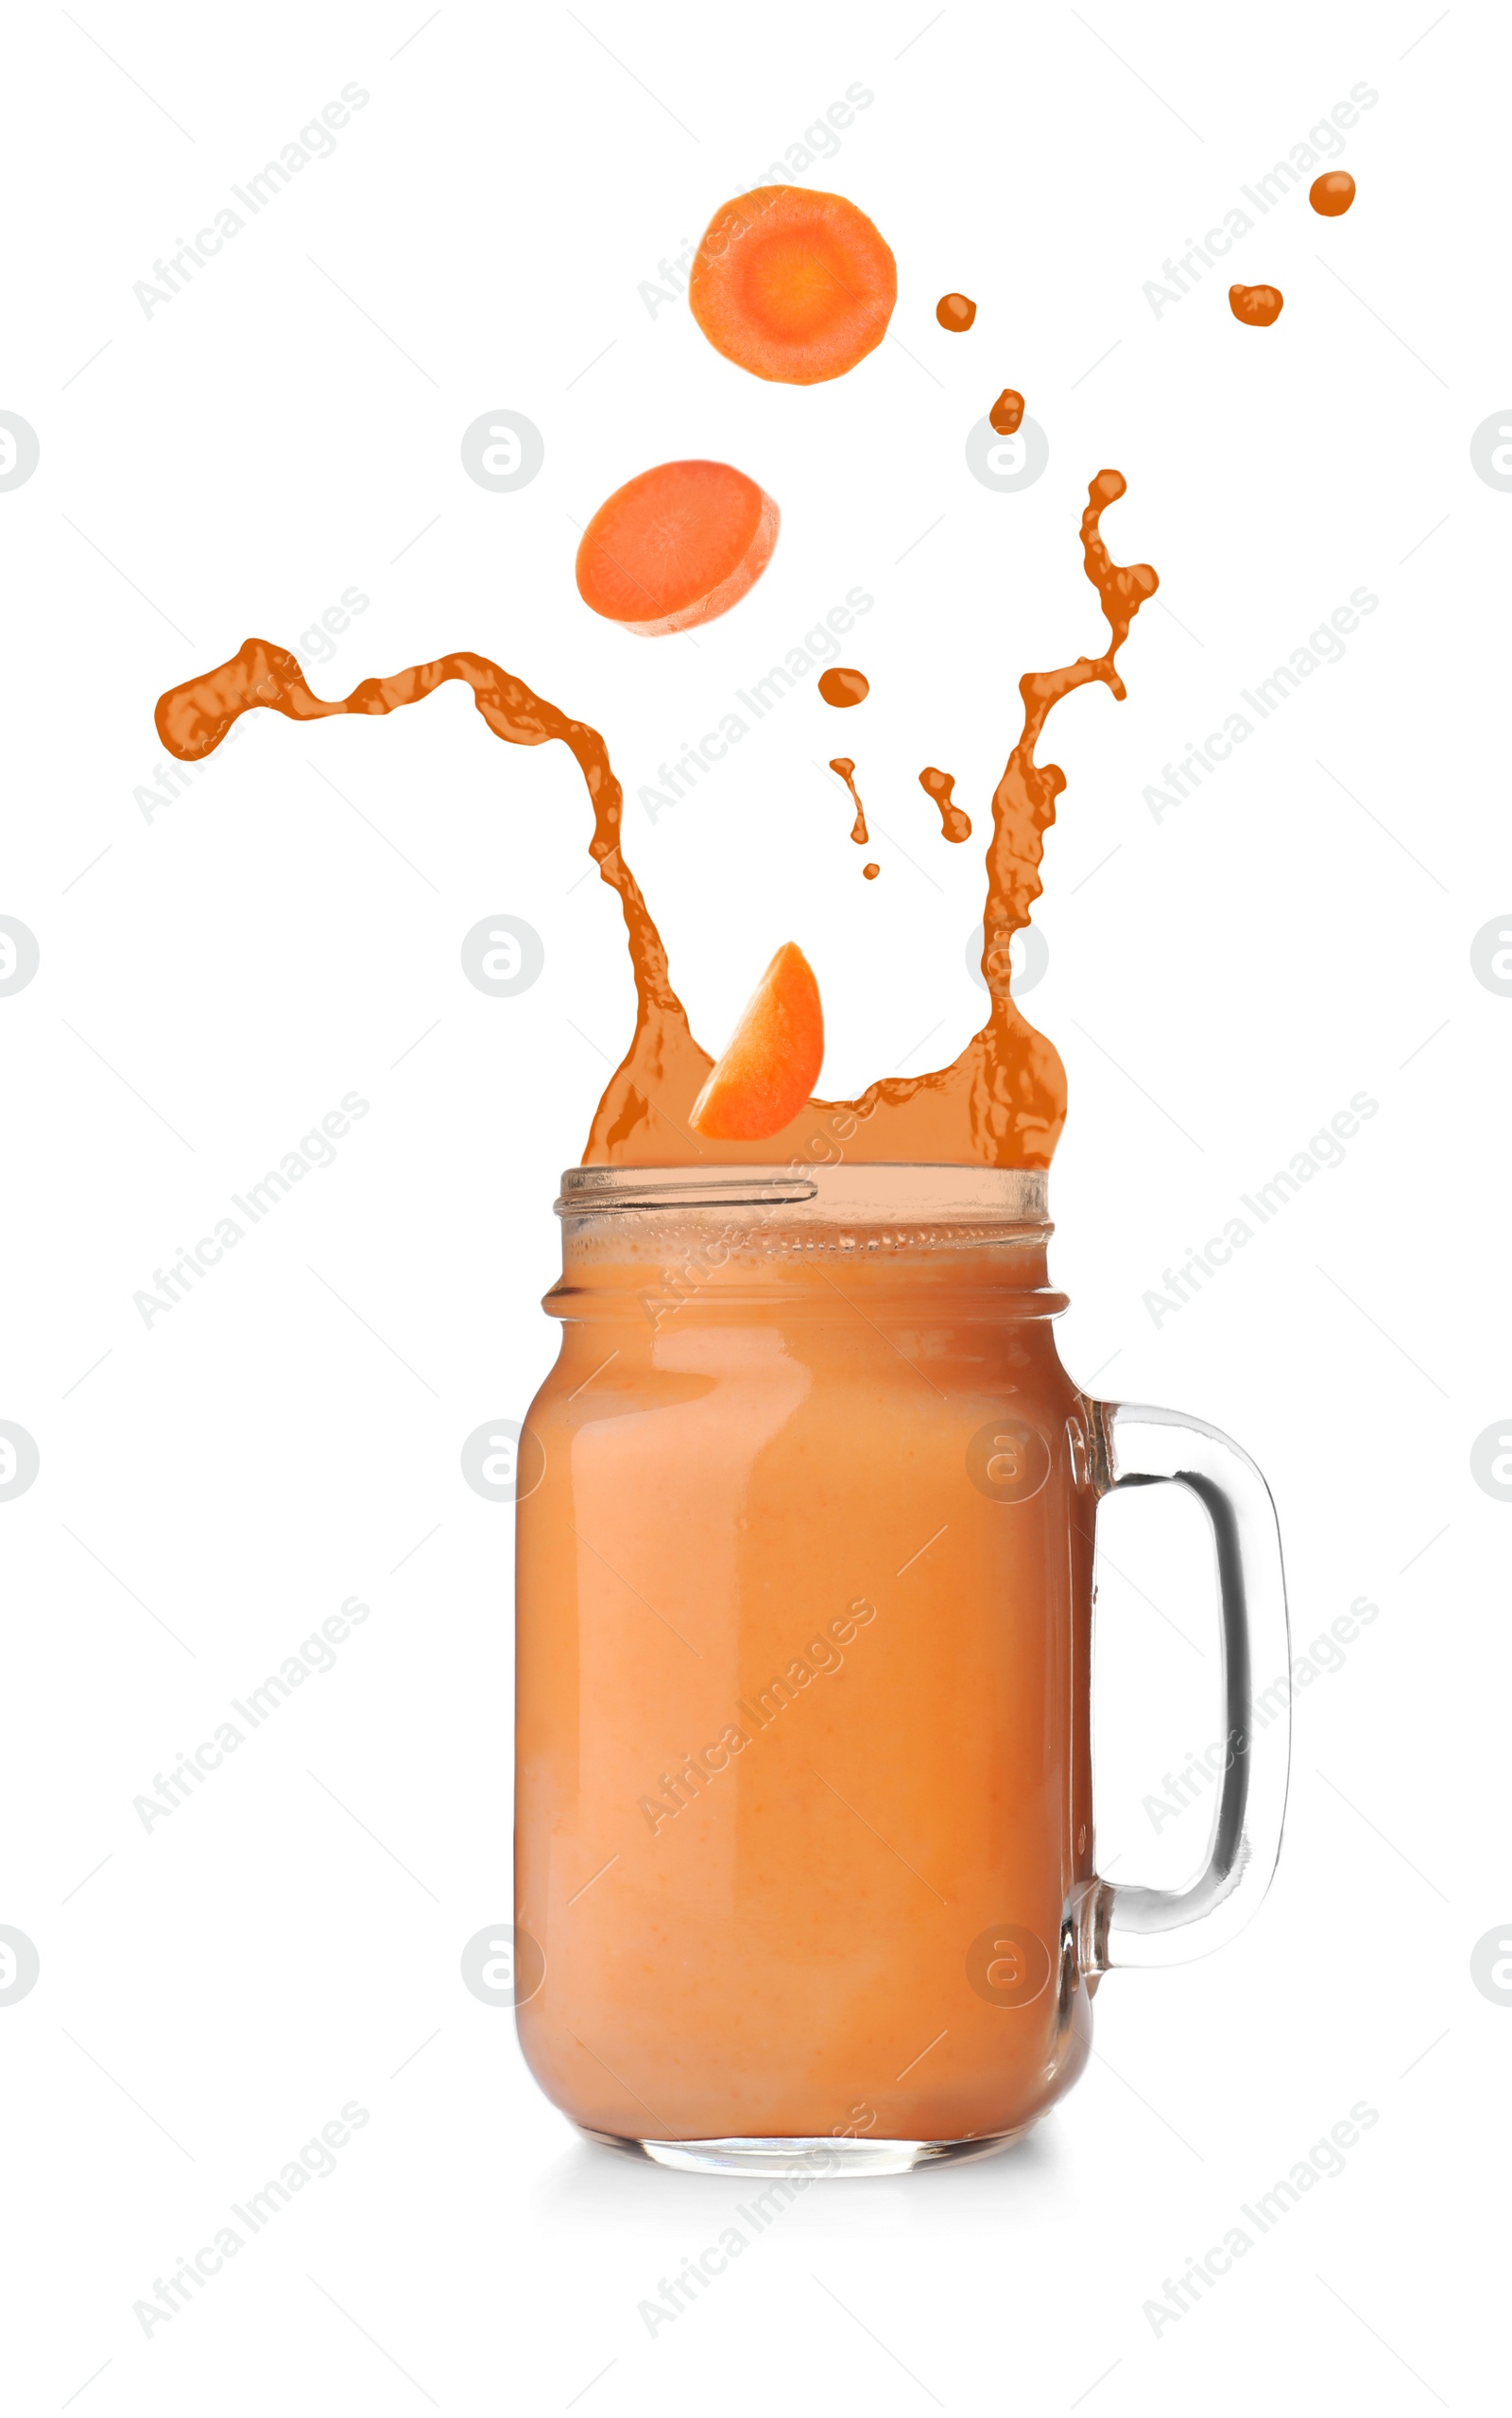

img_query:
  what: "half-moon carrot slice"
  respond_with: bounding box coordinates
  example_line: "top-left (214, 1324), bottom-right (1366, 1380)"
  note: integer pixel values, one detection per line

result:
top-left (575, 458), bottom-right (779, 635)
top-left (689, 185), bottom-right (897, 386)
top-left (691, 942), bottom-right (824, 1139)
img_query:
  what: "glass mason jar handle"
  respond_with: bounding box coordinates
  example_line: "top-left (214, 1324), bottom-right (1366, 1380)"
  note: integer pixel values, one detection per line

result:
top-left (1078, 1402), bottom-right (1291, 1974)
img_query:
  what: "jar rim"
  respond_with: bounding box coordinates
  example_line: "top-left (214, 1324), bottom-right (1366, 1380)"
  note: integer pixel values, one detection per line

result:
top-left (556, 1163), bottom-right (1049, 1227)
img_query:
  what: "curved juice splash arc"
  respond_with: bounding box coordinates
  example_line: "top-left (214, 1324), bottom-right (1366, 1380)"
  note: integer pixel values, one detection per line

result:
top-left (153, 472), bottom-right (1155, 1170)
top-left (154, 640), bottom-right (679, 1015)
top-left (153, 639), bottom-right (705, 1161)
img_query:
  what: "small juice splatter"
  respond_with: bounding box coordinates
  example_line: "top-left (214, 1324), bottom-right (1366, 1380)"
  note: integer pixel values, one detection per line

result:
top-left (919, 766), bottom-right (971, 842)
top-left (936, 292), bottom-right (976, 331)
top-left (862, 862), bottom-right (880, 880)
top-left (818, 666), bottom-right (869, 707)
top-left (829, 757), bottom-right (868, 844)
top-left (989, 389), bottom-right (1024, 435)
top-left (1309, 171), bottom-right (1355, 216)
top-left (1229, 284), bottom-right (1283, 327)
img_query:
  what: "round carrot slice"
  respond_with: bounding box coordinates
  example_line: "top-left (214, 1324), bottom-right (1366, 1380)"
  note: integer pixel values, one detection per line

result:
top-left (691, 942), bottom-right (824, 1139)
top-left (575, 458), bottom-right (779, 636)
top-left (689, 185), bottom-right (897, 386)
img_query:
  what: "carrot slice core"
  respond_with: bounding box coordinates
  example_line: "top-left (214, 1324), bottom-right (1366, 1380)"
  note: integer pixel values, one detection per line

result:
top-left (689, 186), bottom-right (897, 386)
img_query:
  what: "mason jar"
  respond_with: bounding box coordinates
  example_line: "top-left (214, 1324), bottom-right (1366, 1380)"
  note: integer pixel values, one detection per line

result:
top-left (513, 1165), bottom-right (1289, 2175)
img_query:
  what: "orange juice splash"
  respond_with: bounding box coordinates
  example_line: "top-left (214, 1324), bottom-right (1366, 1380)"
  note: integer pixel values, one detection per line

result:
top-left (155, 471), bottom-right (1156, 1169)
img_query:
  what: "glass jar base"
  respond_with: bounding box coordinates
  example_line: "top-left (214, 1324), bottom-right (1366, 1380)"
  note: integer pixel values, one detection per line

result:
top-left (577, 2125), bottom-right (1032, 2177)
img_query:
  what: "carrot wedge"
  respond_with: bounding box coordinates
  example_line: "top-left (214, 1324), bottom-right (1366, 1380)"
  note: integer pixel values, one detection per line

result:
top-left (689, 185), bottom-right (896, 386)
top-left (691, 943), bottom-right (824, 1139)
top-left (576, 458), bottom-right (779, 636)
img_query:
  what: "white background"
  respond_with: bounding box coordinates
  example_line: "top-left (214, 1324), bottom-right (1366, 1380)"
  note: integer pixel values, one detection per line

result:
top-left (3, 2), bottom-right (1506, 2410)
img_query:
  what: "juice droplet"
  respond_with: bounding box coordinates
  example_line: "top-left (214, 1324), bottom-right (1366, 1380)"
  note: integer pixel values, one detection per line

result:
top-left (818, 666), bottom-right (869, 707)
top-left (862, 862), bottom-right (880, 880)
top-left (1309, 170), bottom-right (1355, 216)
top-left (919, 766), bottom-right (971, 843)
top-left (989, 389), bottom-right (1024, 435)
top-left (1228, 283), bottom-right (1283, 327)
top-left (936, 292), bottom-right (976, 331)
top-left (829, 757), bottom-right (868, 845)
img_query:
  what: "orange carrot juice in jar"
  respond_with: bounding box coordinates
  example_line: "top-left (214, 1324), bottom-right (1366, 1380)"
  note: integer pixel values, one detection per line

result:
top-left (514, 1166), bottom-right (1289, 2175)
